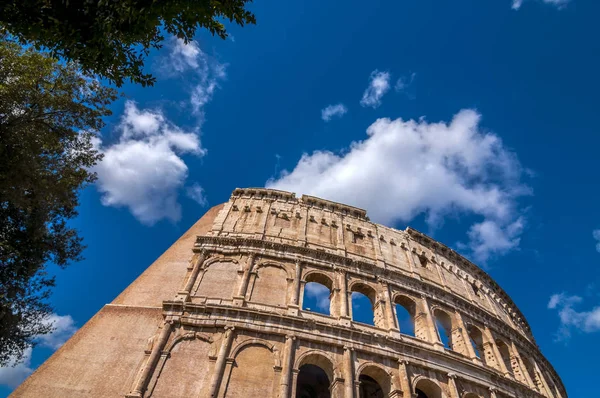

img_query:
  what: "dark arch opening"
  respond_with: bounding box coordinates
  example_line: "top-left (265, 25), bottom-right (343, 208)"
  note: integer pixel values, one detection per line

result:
top-left (358, 374), bottom-right (383, 398)
top-left (296, 364), bottom-right (331, 398)
top-left (414, 378), bottom-right (442, 398)
top-left (416, 389), bottom-right (429, 398)
top-left (467, 324), bottom-right (484, 360)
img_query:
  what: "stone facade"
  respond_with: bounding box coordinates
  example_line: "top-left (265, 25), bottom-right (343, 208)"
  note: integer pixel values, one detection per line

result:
top-left (11, 188), bottom-right (567, 398)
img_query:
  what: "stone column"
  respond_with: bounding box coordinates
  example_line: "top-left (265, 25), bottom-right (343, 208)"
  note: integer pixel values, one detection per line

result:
top-left (484, 325), bottom-right (510, 375)
top-left (237, 253), bottom-right (256, 297)
top-left (209, 327), bottom-right (235, 397)
top-left (419, 295), bottom-right (440, 347)
top-left (290, 369), bottom-right (300, 398)
top-left (533, 361), bottom-right (556, 398)
top-left (291, 261), bottom-right (302, 305)
top-left (397, 360), bottom-right (411, 398)
top-left (382, 282), bottom-right (397, 331)
top-left (344, 346), bottom-right (355, 398)
top-left (178, 250), bottom-right (207, 300)
top-left (489, 387), bottom-right (498, 398)
top-left (279, 335), bottom-right (296, 398)
top-left (511, 342), bottom-right (535, 389)
top-left (455, 311), bottom-right (478, 360)
top-left (339, 270), bottom-right (349, 318)
top-left (128, 321), bottom-right (173, 397)
top-left (447, 373), bottom-right (460, 398)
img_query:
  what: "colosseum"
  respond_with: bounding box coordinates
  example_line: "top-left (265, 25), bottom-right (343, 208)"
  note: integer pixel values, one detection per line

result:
top-left (12, 188), bottom-right (567, 398)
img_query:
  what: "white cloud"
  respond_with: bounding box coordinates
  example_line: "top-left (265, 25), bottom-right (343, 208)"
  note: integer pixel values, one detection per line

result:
top-left (94, 101), bottom-right (206, 225)
top-left (512, 0), bottom-right (570, 10)
top-left (360, 70), bottom-right (391, 109)
top-left (321, 104), bottom-right (348, 122)
top-left (0, 314), bottom-right (77, 389)
top-left (163, 38), bottom-right (227, 116)
top-left (548, 293), bottom-right (600, 341)
top-left (304, 282), bottom-right (330, 311)
top-left (593, 229), bottom-right (600, 253)
top-left (187, 183), bottom-right (208, 207)
top-left (395, 72), bottom-right (416, 93)
top-left (267, 109), bottom-right (529, 263)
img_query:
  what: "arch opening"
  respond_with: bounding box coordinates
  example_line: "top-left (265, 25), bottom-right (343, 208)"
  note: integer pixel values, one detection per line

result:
top-left (496, 340), bottom-right (514, 375)
top-left (467, 324), bottom-right (485, 360)
top-left (414, 378), bottom-right (442, 398)
top-left (395, 295), bottom-right (416, 337)
top-left (296, 364), bottom-right (331, 398)
top-left (358, 374), bottom-right (383, 398)
top-left (351, 283), bottom-right (377, 326)
top-left (433, 309), bottom-right (453, 350)
top-left (303, 273), bottom-right (334, 316)
top-left (358, 365), bottom-right (390, 398)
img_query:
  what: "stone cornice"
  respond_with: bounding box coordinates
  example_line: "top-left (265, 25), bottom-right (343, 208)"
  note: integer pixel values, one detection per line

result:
top-left (162, 300), bottom-right (546, 398)
top-left (193, 234), bottom-right (566, 397)
top-left (406, 227), bottom-right (532, 338)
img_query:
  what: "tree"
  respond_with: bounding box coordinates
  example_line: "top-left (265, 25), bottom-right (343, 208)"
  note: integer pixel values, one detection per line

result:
top-left (0, 0), bottom-right (256, 87)
top-left (0, 40), bottom-right (117, 366)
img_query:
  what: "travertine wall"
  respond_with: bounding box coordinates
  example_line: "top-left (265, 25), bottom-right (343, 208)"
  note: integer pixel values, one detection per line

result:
top-left (11, 188), bottom-right (567, 398)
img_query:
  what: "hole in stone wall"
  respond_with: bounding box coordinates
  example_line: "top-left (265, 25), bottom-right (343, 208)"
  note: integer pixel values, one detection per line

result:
top-left (433, 309), bottom-right (453, 350)
top-left (358, 374), bottom-right (384, 398)
top-left (394, 296), bottom-right (416, 337)
top-left (296, 364), bottom-right (331, 398)
top-left (303, 282), bottom-right (331, 316)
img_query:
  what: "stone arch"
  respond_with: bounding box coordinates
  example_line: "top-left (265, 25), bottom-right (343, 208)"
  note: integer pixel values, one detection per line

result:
top-left (413, 376), bottom-right (443, 398)
top-left (148, 331), bottom-right (213, 397)
top-left (294, 349), bottom-right (337, 382)
top-left (224, 338), bottom-right (280, 398)
top-left (248, 261), bottom-right (291, 307)
top-left (393, 293), bottom-right (418, 337)
top-left (466, 324), bottom-right (485, 360)
top-left (164, 331), bottom-right (213, 353)
top-left (432, 307), bottom-right (455, 350)
top-left (349, 281), bottom-right (380, 326)
top-left (495, 338), bottom-right (514, 375)
top-left (302, 271), bottom-right (335, 316)
top-left (356, 362), bottom-right (393, 397)
top-left (195, 257), bottom-right (239, 299)
top-left (229, 337), bottom-right (280, 367)
top-left (202, 256), bottom-right (239, 269)
top-left (255, 260), bottom-right (294, 279)
top-left (462, 393), bottom-right (481, 398)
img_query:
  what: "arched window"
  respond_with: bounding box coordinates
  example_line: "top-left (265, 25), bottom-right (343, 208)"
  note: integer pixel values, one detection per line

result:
top-left (358, 375), bottom-right (383, 398)
top-left (433, 309), bottom-right (453, 350)
top-left (296, 364), bottom-right (330, 398)
top-left (414, 378), bottom-right (442, 398)
top-left (467, 324), bottom-right (485, 361)
top-left (302, 273), bottom-right (333, 316)
top-left (358, 365), bottom-right (391, 398)
top-left (394, 295), bottom-right (416, 337)
top-left (521, 356), bottom-right (539, 388)
top-left (496, 340), bottom-right (514, 375)
top-left (350, 283), bottom-right (377, 326)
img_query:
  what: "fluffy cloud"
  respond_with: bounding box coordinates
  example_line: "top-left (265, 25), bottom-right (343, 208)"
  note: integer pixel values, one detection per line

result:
top-left (512, 0), bottom-right (570, 10)
top-left (267, 109), bottom-right (529, 263)
top-left (163, 38), bottom-right (227, 116)
top-left (304, 282), bottom-right (330, 311)
top-left (187, 183), bottom-right (208, 207)
top-left (548, 293), bottom-right (600, 340)
top-left (321, 104), bottom-right (348, 121)
top-left (0, 314), bottom-right (77, 389)
top-left (360, 70), bottom-right (391, 108)
top-left (593, 229), bottom-right (600, 253)
top-left (94, 101), bottom-right (206, 225)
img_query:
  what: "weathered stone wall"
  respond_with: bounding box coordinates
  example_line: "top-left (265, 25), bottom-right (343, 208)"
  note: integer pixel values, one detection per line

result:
top-left (11, 188), bottom-right (567, 398)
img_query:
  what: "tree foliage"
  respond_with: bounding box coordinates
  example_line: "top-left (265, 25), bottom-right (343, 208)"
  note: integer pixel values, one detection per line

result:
top-left (0, 40), bottom-right (117, 366)
top-left (0, 0), bottom-right (256, 87)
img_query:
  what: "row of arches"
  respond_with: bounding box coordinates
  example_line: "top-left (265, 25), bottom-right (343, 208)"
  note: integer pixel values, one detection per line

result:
top-left (191, 257), bottom-right (542, 389)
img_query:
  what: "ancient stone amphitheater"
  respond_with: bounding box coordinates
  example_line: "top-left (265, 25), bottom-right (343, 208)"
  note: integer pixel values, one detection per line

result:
top-left (12, 188), bottom-right (566, 398)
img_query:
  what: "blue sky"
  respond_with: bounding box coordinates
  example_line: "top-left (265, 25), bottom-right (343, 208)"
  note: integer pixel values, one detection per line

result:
top-left (1, 0), bottom-right (599, 396)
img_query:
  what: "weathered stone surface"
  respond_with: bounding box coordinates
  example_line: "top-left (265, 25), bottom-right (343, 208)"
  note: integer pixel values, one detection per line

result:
top-left (11, 189), bottom-right (567, 398)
